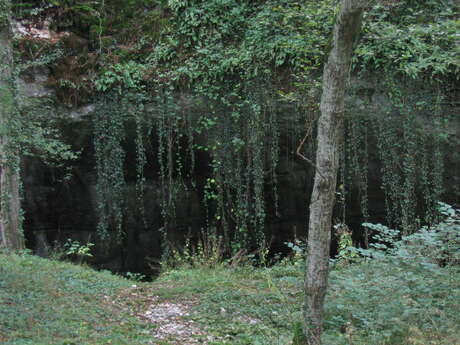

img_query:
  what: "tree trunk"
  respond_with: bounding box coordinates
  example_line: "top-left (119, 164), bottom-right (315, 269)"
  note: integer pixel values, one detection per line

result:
top-left (303, 1), bottom-right (366, 344)
top-left (0, 0), bottom-right (24, 250)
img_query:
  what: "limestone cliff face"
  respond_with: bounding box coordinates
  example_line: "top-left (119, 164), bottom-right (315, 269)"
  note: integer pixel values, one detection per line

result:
top-left (20, 59), bottom-right (460, 274)
top-left (13, 6), bottom-right (460, 275)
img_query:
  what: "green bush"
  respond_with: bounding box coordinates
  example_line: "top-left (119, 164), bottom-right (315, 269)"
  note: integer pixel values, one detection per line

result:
top-left (325, 203), bottom-right (460, 344)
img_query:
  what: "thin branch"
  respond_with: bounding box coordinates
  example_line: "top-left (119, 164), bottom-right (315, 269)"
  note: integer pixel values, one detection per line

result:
top-left (296, 119), bottom-right (326, 181)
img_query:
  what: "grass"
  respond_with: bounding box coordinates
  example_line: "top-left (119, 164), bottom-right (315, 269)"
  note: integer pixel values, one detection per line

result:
top-left (2, 243), bottom-right (460, 345)
top-left (149, 263), bottom-right (302, 345)
top-left (0, 250), bottom-right (151, 345)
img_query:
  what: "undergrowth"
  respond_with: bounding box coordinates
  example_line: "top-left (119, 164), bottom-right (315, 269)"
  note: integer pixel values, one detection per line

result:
top-left (153, 204), bottom-right (460, 345)
top-left (1, 205), bottom-right (460, 344)
top-left (151, 258), bottom-right (459, 345)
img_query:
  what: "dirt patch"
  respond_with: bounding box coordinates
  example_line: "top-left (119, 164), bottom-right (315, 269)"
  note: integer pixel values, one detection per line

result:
top-left (142, 296), bottom-right (215, 344)
top-left (115, 285), bottom-right (216, 344)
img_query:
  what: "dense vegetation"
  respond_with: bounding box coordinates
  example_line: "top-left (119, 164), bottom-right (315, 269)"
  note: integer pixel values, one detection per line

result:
top-left (1, 203), bottom-right (460, 344)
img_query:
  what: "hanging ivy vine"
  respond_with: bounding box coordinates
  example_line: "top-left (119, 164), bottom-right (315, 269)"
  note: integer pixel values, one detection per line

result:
top-left (85, 0), bottom-right (459, 256)
top-left (94, 62), bottom-right (149, 242)
top-left (344, 73), bottom-right (451, 237)
top-left (93, 91), bottom-right (126, 241)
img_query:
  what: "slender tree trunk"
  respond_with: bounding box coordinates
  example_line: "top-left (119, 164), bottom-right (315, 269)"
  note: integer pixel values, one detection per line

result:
top-left (456, 0), bottom-right (460, 47)
top-left (303, 1), bottom-right (366, 344)
top-left (0, 0), bottom-right (24, 250)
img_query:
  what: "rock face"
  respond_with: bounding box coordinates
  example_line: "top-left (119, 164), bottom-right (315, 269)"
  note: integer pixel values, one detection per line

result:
top-left (15, 17), bottom-right (459, 275)
top-left (19, 62), bottom-right (460, 275)
top-left (18, 64), bottom-right (310, 274)
top-left (18, 71), bottom-right (208, 274)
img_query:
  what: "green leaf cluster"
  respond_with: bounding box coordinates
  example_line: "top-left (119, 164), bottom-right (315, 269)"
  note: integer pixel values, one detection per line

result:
top-left (356, 0), bottom-right (460, 78)
top-left (325, 204), bottom-right (460, 344)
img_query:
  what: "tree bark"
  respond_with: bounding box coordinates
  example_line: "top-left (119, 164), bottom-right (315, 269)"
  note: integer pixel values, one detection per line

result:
top-left (0, 0), bottom-right (24, 250)
top-left (303, 1), bottom-right (366, 344)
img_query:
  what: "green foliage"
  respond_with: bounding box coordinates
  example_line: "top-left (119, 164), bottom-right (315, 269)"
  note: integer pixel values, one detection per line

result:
top-left (356, 203), bottom-right (460, 264)
top-left (344, 74), bottom-right (451, 234)
top-left (147, 0), bottom-right (460, 252)
top-left (161, 230), bottom-right (223, 269)
top-left (356, 0), bottom-right (460, 78)
top-left (93, 90), bottom-right (127, 241)
top-left (325, 205), bottom-right (460, 344)
top-left (50, 239), bottom-right (95, 265)
top-left (124, 271), bottom-right (146, 281)
top-left (18, 115), bottom-right (79, 165)
top-left (340, 1), bottom-right (459, 237)
top-left (292, 322), bottom-right (308, 345)
top-left (96, 61), bottom-right (146, 92)
top-left (4, 0), bottom-right (79, 175)
top-left (2, 203), bottom-right (460, 345)
top-left (2, 0), bottom-right (76, 248)
top-left (94, 62), bottom-right (151, 242)
top-left (0, 0), bottom-right (11, 28)
top-left (63, 239), bottom-right (94, 258)
top-left (335, 223), bottom-right (360, 265)
top-left (144, 0), bottom-right (340, 253)
top-left (285, 238), bottom-right (306, 268)
top-left (148, 203), bottom-right (460, 345)
top-left (152, 0), bottom-right (334, 81)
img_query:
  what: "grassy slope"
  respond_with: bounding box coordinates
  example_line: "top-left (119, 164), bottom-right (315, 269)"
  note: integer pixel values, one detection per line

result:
top-left (1, 251), bottom-right (460, 345)
top-left (0, 252), bottom-right (151, 345)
